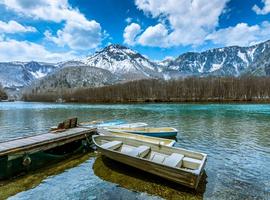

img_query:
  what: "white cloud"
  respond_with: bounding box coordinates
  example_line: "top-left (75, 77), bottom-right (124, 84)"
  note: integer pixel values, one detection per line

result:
top-left (0, 20), bottom-right (36, 33)
top-left (1, 0), bottom-right (103, 50)
top-left (0, 38), bottom-right (77, 62)
top-left (253, 0), bottom-right (270, 15)
top-left (131, 0), bottom-right (229, 47)
top-left (123, 23), bottom-right (141, 45)
top-left (206, 22), bottom-right (270, 46)
top-left (1, 0), bottom-right (80, 23)
top-left (138, 23), bottom-right (169, 47)
top-left (45, 20), bottom-right (102, 50)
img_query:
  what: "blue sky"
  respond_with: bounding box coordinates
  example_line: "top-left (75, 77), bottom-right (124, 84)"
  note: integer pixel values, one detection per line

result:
top-left (0, 0), bottom-right (270, 62)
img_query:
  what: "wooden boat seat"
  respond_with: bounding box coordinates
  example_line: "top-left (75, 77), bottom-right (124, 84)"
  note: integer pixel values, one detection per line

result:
top-left (101, 141), bottom-right (123, 150)
top-left (182, 157), bottom-right (201, 169)
top-left (127, 145), bottom-right (150, 158)
top-left (151, 154), bottom-right (166, 163)
top-left (163, 153), bottom-right (184, 168)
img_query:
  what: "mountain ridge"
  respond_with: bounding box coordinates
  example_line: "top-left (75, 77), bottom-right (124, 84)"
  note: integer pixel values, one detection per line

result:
top-left (159, 40), bottom-right (270, 77)
top-left (2, 39), bottom-right (270, 98)
top-left (85, 44), bottom-right (162, 80)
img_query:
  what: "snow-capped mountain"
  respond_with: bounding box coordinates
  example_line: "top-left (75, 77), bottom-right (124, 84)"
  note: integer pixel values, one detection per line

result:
top-left (2, 40), bottom-right (270, 98)
top-left (85, 44), bottom-right (162, 80)
top-left (0, 60), bottom-right (87, 90)
top-left (160, 40), bottom-right (270, 77)
top-left (0, 61), bottom-right (58, 89)
top-left (0, 61), bottom-right (60, 98)
top-left (0, 62), bottom-right (34, 89)
top-left (27, 65), bottom-right (119, 93)
top-left (25, 61), bottom-right (58, 79)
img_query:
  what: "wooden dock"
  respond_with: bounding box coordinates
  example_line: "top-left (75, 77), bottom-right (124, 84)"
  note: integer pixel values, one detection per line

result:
top-left (0, 127), bottom-right (97, 156)
top-left (0, 127), bottom-right (97, 179)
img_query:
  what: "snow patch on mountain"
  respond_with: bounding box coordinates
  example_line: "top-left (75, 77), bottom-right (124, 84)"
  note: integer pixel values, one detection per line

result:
top-left (30, 70), bottom-right (48, 79)
top-left (247, 47), bottom-right (257, 61)
top-left (237, 51), bottom-right (248, 64)
top-left (85, 44), bottom-right (162, 80)
top-left (209, 64), bottom-right (222, 72)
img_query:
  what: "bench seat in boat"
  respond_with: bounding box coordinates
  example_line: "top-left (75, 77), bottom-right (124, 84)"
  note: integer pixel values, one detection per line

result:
top-left (151, 153), bottom-right (166, 163)
top-left (182, 157), bottom-right (202, 169)
top-left (101, 141), bottom-right (122, 150)
top-left (127, 145), bottom-right (150, 157)
top-left (163, 153), bottom-right (184, 168)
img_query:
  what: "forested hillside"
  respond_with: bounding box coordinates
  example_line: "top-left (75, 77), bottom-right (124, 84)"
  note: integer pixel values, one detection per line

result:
top-left (23, 77), bottom-right (270, 103)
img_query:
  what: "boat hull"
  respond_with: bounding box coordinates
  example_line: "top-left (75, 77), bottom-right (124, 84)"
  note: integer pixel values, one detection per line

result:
top-left (96, 146), bottom-right (201, 189)
top-left (124, 131), bottom-right (177, 138)
top-left (106, 127), bottom-right (178, 138)
top-left (93, 135), bottom-right (207, 189)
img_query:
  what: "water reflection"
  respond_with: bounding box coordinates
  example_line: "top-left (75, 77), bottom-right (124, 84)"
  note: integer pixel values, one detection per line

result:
top-left (93, 155), bottom-right (207, 200)
top-left (0, 153), bottom-right (95, 199)
top-left (9, 157), bottom-right (161, 200)
top-left (0, 102), bottom-right (269, 199)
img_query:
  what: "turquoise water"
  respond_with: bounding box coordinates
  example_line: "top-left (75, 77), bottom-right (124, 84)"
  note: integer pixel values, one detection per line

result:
top-left (0, 102), bottom-right (270, 199)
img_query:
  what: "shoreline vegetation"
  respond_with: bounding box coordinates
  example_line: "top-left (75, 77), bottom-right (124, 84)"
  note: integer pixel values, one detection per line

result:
top-left (0, 84), bottom-right (8, 100)
top-left (22, 76), bottom-right (270, 103)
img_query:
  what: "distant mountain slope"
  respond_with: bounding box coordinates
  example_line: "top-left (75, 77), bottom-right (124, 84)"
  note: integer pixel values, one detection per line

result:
top-left (160, 40), bottom-right (270, 77)
top-left (0, 61), bottom-right (58, 89)
top-left (0, 62), bottom-right (34, 89)
top-left (56, 60), bottom-right (85, 68)
top-left (85, 44), bottom-right (162, 80)
top-left (2, 40), bottom-right (270, 99)
top-left (27, 65), bottom-right (119, 93)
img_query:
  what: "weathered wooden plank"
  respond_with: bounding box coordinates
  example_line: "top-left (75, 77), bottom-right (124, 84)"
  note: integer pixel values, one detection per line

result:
top-left (4, 138), bottom-right (43, 149)
top-left (30, 134), bottom-right (58, 141)
top-left (0, 127), bottom-right (92, 146)
top-left (20, 137), bottom-right (47, 143)
top-left (0, 128), bottom-right (91, 147)
top-left (0, 146), bottom-right (8, 151)
top-left (0, 127), bottom-right (97, 156)
top-left (0, 136), bottom-right (54, 149)
top-left (1, 141), bottom-right (28, 149)
top-left (31, 134), bottom-right (56, 140)
top-left (0, 143), bottom-right (19, 149)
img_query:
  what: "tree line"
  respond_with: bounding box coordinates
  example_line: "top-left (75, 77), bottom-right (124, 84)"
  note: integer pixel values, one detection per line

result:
top-left (22, 76), bottom-right (270, 103)
top-left (0, 84), bottom-right (8, 100)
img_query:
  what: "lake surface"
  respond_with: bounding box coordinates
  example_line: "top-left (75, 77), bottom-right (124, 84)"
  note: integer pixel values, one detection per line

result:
top-left (0, 102), bottom-right (269, 199)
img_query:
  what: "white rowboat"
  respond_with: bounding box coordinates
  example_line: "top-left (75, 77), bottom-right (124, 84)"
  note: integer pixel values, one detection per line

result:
top-left (107, 122), bottom-right (148, 128)
top-left (92, 135), bottom-right (207, 189)
top-left (106, 127), bottom-right (178, 138)
top-left (98, 129), bottom-right (175, 147)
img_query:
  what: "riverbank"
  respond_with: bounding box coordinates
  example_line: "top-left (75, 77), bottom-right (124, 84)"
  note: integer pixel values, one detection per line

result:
top-left (20, 98), bottom-right (270, 104)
